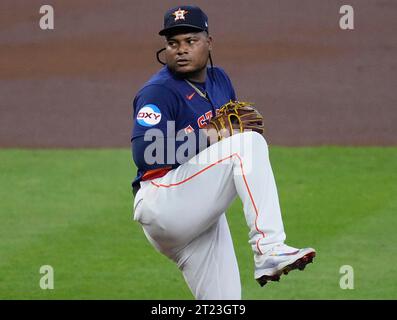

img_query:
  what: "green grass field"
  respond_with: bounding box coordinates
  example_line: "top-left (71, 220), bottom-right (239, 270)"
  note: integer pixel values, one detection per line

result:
top-left (0, 147), bottom-right (396, 299)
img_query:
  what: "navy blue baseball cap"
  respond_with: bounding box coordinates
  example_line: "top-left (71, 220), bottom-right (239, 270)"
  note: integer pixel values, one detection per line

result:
top-left (159, 5), bottom-right (209, 36)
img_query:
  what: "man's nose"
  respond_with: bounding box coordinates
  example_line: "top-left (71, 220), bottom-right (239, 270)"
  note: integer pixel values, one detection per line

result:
top-left (177, 42), bottom-right (189, 54)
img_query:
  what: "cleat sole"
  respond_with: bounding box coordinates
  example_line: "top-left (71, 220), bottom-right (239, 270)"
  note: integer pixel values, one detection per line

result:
top-left (256, 251), bottom-right (316, 287)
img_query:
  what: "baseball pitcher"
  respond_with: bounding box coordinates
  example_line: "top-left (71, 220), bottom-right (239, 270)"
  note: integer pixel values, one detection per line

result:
top-left (130, 5), bottom-right (316, 300)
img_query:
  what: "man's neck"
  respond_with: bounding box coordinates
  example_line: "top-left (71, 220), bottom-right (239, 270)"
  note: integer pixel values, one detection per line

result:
top-left (186, 70), bottom-right (206, 83)
top-left (179, 67), bottom-right (207, 83)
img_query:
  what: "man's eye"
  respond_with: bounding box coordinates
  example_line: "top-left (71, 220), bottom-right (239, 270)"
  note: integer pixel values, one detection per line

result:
top-left (188, 40), bottom-right (196, 44)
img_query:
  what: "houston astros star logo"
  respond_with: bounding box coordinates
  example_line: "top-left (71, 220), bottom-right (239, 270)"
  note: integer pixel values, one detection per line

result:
top-left (173, 8), bottom-right (188, 21)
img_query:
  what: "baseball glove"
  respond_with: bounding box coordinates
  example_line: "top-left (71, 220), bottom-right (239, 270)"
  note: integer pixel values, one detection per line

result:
top-left (205, 100), bottom-right (265, 142)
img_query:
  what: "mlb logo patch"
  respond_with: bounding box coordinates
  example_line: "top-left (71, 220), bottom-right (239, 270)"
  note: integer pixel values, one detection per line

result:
top-left (137, 104), bottom-right (162, 127)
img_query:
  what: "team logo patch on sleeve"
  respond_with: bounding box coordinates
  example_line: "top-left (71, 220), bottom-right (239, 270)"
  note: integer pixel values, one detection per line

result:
top-left (136, 104), bottom-right (162, 127)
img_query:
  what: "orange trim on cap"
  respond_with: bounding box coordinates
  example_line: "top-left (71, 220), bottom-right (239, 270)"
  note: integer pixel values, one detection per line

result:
top-left (150, 153), bottom-right (266, 255)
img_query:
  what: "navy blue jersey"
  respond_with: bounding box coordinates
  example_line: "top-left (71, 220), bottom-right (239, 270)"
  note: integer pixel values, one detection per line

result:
top-left (131, 65), bottom-right (236, 188)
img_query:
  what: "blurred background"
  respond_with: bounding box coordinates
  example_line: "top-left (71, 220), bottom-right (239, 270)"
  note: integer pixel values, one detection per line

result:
top-left (1, 0), bottom-right (396, 147)
top-left (1, 0), bottom-right (396, 300)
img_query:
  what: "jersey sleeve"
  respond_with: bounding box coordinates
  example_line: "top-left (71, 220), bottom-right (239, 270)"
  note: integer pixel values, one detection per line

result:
top-left (132, 84), bottom-right (178, 139)
top-left (229, 82), bottom-right (237, 101)
top-left (131, 84), bottom-right (179, 171)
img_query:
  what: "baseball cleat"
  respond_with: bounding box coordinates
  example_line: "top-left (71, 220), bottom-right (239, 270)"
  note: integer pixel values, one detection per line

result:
top-left (254, 244), bottom-right (316, 287)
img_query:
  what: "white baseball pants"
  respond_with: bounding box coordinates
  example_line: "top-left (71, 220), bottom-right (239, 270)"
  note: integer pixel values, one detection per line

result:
top-left (133, 131), bottom-right (286, 299)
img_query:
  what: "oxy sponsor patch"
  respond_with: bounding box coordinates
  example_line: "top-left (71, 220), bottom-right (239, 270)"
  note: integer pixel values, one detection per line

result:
top-left (137, 104), bottom-right (162, 127)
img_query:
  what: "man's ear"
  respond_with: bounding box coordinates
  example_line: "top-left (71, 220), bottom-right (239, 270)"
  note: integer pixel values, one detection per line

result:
top-left (207, 35), bottom-right (213, 51)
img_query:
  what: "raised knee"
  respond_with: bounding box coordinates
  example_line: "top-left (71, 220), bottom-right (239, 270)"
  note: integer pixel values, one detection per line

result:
top-left (225, 131), bottom-right (268, 161)
top-left (240, 131), bottom-right (268, 148)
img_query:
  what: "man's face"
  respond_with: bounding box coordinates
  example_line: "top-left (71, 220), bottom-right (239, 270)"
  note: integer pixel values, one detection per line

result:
top-left (164, 31), bottom-right (213, 77)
